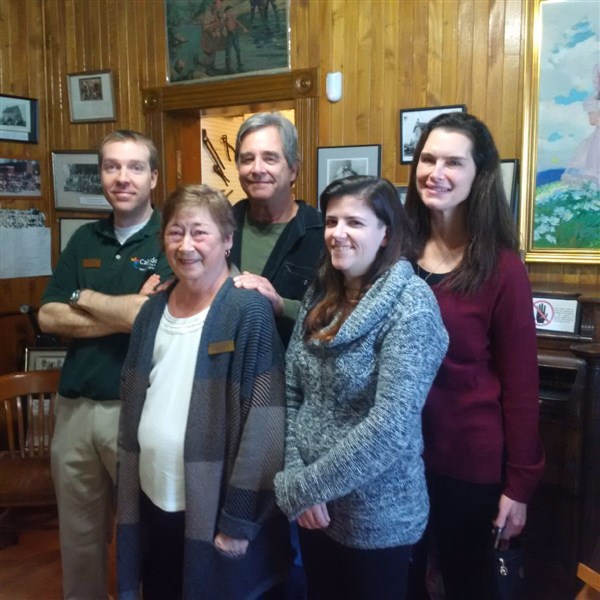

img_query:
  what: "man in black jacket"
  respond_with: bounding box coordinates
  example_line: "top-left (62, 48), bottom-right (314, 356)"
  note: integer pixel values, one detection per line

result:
top-left (231, 112), bottom-right (323, 346)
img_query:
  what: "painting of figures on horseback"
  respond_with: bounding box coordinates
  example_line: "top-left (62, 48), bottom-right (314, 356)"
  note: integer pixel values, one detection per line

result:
top-left (165, 0), bottom-right (290, 83)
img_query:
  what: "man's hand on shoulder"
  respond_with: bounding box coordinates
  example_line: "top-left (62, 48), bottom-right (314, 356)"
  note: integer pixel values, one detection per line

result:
top-left (139, 273), bottom-right (174, 296)
top-left (232, 271), bottom-right (284, 316)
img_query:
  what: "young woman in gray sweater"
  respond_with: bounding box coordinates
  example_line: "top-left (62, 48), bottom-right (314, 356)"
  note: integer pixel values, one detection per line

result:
top-left (274, 176), bottom-right (448, 599)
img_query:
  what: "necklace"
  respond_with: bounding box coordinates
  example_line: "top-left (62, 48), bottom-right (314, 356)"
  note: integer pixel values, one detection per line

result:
top-left (416, 253), bottom-right (451, 282)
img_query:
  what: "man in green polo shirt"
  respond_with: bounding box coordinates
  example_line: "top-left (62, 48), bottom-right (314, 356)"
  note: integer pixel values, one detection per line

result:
top-left (39, 130), bottom-right (171, 600)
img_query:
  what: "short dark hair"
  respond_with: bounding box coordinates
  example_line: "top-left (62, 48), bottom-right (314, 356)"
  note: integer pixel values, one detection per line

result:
top-left (98, 130), bottom-right (158, 172)
top-left (234, 112), bottom-right (298, 168)
top-left (404, 112), bottom-right (518, 294)
top-left (161, 184), bottom-right (236, 251)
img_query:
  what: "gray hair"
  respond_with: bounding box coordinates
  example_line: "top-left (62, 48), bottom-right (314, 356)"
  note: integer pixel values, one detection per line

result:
top-left (234, 112), bottom-right (299, 169)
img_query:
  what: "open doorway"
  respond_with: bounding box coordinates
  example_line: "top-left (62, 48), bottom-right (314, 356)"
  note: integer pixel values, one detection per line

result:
top-left (199, 106), bottom-right (294, 204)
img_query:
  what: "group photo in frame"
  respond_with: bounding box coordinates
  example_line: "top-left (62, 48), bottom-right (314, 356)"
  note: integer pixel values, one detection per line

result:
top-left (0, 158), bottom-right (41, 197)
top-left (520, 0), bottom-right (599, 263)
top-left (316, 145), bottom-right (382, 201)
top-left (0, 93), bottom-right (38, 143)
top-left (399, 104), bottom-right (466, 164)
top-left (165, 0), bottom-right (290, 83)
top-left (25, 347), bottom-right (68, 371)
top-left (67, 70), bottom-right (116, 123)
top-left (52, 151), bottom-right (110, 212)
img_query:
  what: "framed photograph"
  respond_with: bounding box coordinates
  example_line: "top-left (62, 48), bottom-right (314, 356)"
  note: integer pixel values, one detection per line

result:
top-left (520, 0), bottom-right (599, 264)
top-left (317, 145), bottom-right (381, 201)
top-left (59, 218), bottom-right (99, 252)
top-left (0, 94), bottom-right (38, 143)
top-left (532, 294), bottom-right (581, 335)
top-left (500, 159), bottom-right (519, 218)
top-left (52, 151), bottom-right (111, 211)
top-left (67, 70), bottom-right (116, 123)
top-left (25, 347), bottom-right (68, 371)
top-left (395, 185), bottom-right (408, 205)
top-left (0, 158), bottom-right (41, 196)
top-left (399, 105), bottom-right (466, 164)
top-left (165, 0), bottom-right (290, 83)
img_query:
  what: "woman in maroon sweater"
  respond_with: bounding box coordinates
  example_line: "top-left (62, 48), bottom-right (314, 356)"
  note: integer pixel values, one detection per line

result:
top-left (404, 112), bottom-right (545, 599)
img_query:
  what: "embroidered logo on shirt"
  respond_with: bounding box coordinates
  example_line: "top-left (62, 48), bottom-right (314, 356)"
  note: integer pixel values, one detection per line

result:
top-left (130, 256), bottom-right (158, 271)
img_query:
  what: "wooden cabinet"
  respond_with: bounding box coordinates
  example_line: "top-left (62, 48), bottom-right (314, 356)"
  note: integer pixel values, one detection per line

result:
top-left (525, 283), bottom-right (600, 597)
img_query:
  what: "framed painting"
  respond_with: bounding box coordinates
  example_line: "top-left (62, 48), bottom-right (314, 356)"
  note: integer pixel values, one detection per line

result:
top-left (0, 94), bottom-right (38, 143)
top-left (520, 0), bottom-right (599, 263)
top-left (399, 105), bottom-right (466, 164)
top-left (165, 0), bottom-right (290, 83)
top-left (316, 145), bottom-right (381, 201)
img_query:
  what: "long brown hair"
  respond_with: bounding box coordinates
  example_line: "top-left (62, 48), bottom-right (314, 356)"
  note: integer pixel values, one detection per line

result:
top-left (304, 176), bottom-right (414, 341)
top-left (404, 112), bottom-right (518, 295)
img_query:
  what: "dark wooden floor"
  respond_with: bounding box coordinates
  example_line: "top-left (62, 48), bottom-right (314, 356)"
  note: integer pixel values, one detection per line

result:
top-left (0, 516), bottom-right (116, 600)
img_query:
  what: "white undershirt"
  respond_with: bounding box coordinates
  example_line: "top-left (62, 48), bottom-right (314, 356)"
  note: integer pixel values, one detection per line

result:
top-left (138, 304), bottom-right (209, 511)
top-left (114, 218), bottom-right (148, 245)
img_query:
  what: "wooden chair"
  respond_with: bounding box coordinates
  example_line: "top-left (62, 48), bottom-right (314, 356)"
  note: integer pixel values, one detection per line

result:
top-left (0, 370), bottom-right (61, 533)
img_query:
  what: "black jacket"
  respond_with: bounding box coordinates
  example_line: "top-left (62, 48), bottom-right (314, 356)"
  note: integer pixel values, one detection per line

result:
top-left (231, 199), bottom-right (324, 345)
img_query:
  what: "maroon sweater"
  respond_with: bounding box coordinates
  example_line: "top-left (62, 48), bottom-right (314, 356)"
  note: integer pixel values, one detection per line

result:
top-left (422, 249), bottom-right (544, 503)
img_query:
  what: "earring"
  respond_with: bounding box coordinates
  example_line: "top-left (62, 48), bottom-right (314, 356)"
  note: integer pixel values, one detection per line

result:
top-left (225, 249), bottom-right (231, 257)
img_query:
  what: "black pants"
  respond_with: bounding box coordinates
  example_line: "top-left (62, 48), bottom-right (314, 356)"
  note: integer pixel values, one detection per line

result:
top-left (410, 472), bottom-right (501, 600)
top-left (299, 527), bottom-right (411, 600)
top-left (140, 491), bottom-right (185, 600)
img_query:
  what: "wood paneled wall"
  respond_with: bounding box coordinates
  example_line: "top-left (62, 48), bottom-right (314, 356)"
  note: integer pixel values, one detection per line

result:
top-left (0, 0), bottom-right (597, 372)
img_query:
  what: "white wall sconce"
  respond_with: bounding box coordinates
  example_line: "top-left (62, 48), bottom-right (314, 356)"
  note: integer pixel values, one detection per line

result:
top-left (326, 72), bottom-right (343, 103)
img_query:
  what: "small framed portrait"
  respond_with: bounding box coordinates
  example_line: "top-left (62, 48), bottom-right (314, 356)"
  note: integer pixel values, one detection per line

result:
top-left (0, 94), bottom-right (38, 143)
top-left (51, 151), bottom-right (111, 212)
top-left (395, 185), bottom-right (408, 205)
top-left (317, 144), bottom-right (381, 202)
top-left (67, 70), bottom-right (116, 123)
top-left (399, 104), bottom-right (466, 164)
top-left (500, 159), bottom-right (519, 218)
top-left (25, 347), bottom-right (68, 371)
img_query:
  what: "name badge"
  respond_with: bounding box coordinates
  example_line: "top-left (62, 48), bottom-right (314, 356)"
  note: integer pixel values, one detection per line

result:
top-left (82, 258), bottom-right (101, 268)
top-left (208, 340), bottom-right (235, 355)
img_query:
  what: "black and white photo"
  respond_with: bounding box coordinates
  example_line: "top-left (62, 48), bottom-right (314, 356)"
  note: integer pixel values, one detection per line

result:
top-left (0, 158), bottom-right (41, 196)
top-left (52, 151), bottom-right (111, 211)
top-left (0, 94), bottom-right (38, 143)
top-left (317, 144), bottom-right (381, 200)
top-left (399, 105), bottom-right (466, 164)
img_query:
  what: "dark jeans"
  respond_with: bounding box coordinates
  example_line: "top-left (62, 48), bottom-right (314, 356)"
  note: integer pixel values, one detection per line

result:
top-left (299, 527), bottom-right (411, 600)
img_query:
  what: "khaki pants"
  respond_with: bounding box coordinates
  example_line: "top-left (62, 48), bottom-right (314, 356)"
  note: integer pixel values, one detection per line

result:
top-left (51, 395), bottom-right (121, 600)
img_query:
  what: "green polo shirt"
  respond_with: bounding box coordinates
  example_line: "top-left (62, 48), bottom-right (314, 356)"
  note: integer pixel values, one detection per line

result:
top-left (41, 210), bottom-right (171, 401)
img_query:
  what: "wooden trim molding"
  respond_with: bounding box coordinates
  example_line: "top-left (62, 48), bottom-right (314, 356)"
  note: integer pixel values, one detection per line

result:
top-left (142, 68), bottom-right (319, 206)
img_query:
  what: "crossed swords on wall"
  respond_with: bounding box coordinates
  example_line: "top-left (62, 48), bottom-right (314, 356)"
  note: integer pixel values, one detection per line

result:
top-left (201, 129), bottom-right (236, 191)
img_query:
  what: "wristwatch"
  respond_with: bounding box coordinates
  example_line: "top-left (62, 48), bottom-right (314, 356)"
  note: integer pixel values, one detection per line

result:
top-left (69, 289), bottom-right (81, 307)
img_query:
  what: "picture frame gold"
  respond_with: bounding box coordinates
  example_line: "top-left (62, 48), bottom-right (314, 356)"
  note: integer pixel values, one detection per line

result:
top-left (519, 0), bottom-right (599, 264)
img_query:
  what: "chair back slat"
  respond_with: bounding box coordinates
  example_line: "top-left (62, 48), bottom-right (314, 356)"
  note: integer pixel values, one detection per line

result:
top-left (0, 370), bottom-right (61, 459)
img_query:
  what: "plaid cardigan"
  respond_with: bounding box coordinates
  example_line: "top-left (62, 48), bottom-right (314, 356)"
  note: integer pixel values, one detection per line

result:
top-left (117, 278), bottom-right (291, 599)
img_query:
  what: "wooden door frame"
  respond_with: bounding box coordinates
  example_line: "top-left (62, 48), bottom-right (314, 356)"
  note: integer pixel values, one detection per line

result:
top-left (141, 68), bottom-right (319, 208)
